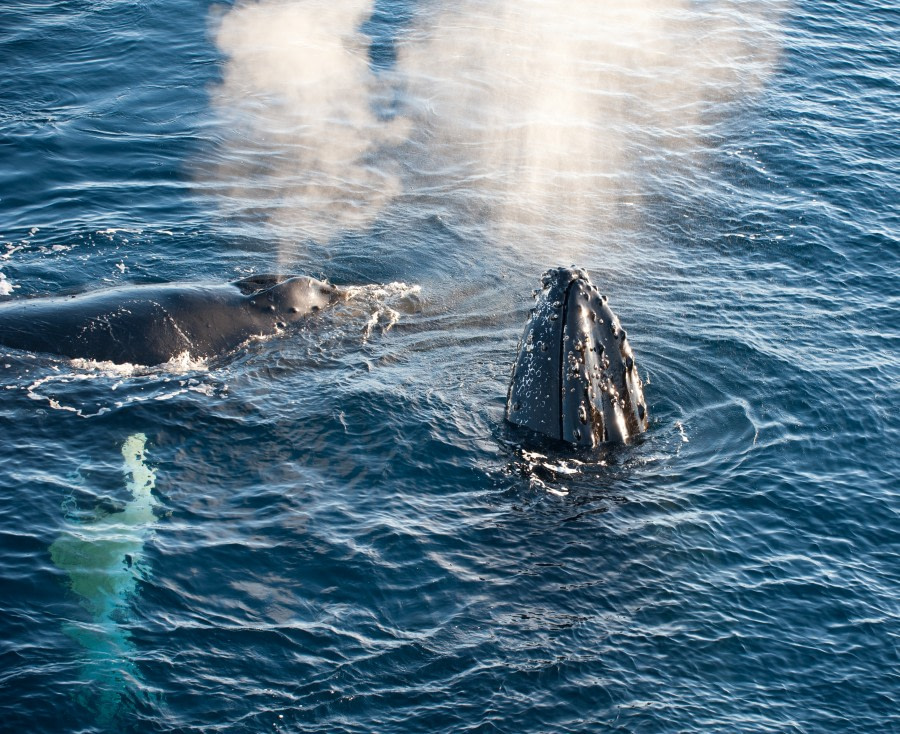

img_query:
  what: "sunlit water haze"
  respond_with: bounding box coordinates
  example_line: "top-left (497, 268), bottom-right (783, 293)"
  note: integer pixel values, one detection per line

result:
top-left (0, 1), bottom-right (897, 732)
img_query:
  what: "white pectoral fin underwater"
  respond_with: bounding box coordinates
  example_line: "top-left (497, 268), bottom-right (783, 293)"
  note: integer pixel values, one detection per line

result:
top-left (49, 433), bottom-right (158, 726)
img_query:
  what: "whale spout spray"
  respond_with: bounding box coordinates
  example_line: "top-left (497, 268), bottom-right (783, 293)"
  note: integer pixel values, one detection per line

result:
top-left (506, 268), bottom-right (648, 447)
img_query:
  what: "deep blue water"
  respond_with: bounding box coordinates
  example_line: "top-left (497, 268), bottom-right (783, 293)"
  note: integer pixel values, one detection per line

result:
top-left (1, 1), bottom-right (898, 732)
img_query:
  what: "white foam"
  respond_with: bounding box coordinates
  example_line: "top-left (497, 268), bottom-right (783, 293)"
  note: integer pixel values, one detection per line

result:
top-left (97, 227), bottom-right (142, 236)
top-left (26, 373), bottom-right (109, 416)
top-left (67, 351), bottom-right (208, 376)
top-left (517, 449), bottom-right (600, 495)
top-left (2, 243), bottom-right (25, 261)
top-left (341, 281), bottom-right (422, 339)
top-left (20, 352), bottom-right (209, 416)
top-left (0, 271), bottom-right (13, 295)
top-left (343, 281), bottom-right (422, 301)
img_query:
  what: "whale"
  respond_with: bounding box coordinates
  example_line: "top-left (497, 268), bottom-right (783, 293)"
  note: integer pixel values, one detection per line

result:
top-left (0, 274), bottom-right (339, 365)
top-left (506, 267), bottom-right (648, 447)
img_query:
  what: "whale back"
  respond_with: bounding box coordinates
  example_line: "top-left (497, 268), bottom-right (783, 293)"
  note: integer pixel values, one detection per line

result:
top-left (0, 275), bottom-right (341, 365)
top-left (232, 274), bottom-right (288, 295)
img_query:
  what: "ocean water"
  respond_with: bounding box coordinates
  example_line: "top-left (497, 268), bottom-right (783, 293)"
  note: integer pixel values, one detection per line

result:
top-left (0, 1), bottom-right (897, 732)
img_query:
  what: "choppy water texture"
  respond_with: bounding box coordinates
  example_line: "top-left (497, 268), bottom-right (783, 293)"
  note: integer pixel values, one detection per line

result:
top-left (1, 1), bottom-right (898, 732)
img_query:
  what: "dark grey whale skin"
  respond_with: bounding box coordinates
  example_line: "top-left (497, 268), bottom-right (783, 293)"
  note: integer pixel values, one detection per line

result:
top-left (506, 267), bottom-right (648, 448)
top-left (0, 274), bottom-right (339, 365)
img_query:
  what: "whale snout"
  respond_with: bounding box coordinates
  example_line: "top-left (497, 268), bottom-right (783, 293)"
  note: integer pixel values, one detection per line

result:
top-left (506, 267), bottom-right (648, 448)
top-left (286, 276), bottom-right (340, 313)
top-left (255, 276), bottom-right (341, 319)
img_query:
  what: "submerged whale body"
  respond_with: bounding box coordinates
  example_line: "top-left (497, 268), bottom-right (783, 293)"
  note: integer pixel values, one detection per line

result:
top-left (506, 267), bottom-right (648, 447)
top-left (0, 274), bottom-right (339, 365)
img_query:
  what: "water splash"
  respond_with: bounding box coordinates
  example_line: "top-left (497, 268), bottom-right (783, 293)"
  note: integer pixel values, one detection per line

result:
top-left (49, 433), bottom-right (158, 726)
top-left (340, 281), bottom-right (422, 339)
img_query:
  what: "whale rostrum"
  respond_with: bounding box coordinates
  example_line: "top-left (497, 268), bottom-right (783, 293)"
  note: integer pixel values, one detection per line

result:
top-left (0, 274), bottom-right (340, 365)
top-left (506, 267), bottom-right (648, 447)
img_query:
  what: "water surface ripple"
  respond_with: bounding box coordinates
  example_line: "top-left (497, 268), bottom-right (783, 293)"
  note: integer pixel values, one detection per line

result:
top-left (0, 1), bottom-right (897, 732)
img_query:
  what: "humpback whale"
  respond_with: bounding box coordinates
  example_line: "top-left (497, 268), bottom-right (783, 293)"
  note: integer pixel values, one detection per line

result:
top-left (0, 274), bottom-right (339, 365)
top-left (506, 267), bottom-right (648, 447)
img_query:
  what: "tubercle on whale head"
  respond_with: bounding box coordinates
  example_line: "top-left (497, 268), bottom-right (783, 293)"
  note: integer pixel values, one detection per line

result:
top-left (506, 267), bottom-right (648, 448)
top-left (242, 275), bottom-right (343, 321)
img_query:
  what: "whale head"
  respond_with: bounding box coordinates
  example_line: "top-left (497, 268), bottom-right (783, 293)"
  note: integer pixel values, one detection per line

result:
top-left (506, 267), bottom-right (648, 448)
top-left (241, 275), bottom-right (341, 323)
